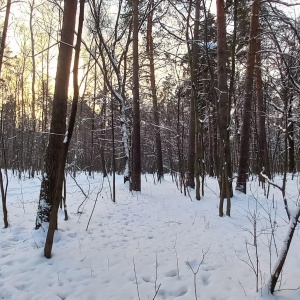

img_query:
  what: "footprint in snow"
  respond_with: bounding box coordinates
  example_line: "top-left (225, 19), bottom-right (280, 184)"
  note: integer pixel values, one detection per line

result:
top-left (142, 275), bottom-right (154, 283)
top-left (170, 285), bottom-right (188, 297)
top-left (201, 273), bottom-right (212, 286)
top-left (165, 269), bottom-right (177, 277)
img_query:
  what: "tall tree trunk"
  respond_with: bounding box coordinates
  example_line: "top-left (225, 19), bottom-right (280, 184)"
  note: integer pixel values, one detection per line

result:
top-left (236, 0), bottom-right (260, 193)
top-left (44, 0), bottom-right (84, 258)
top-left (147, 0), bottom-right (163, 182)
top-left (29, 0), bottom-right (36, 178)
top-left (216, 0), bottom-right (232, 216)
top-left (0, 0), bottom-right (11, 229)
top-left (186, 0), bottom-right (196, 189)
top-left (111, 95), bottom-right (116, 202)
top-left (193, 0), bottom-right (201, 199)
top-left (89, 61), bottom-right (97, 176)
top-left (131, 0), bottom-right (141, 191)
top-left (256, 32), bottom-right (270, 182)
top-left (36, 0), bottom-right (77, 229)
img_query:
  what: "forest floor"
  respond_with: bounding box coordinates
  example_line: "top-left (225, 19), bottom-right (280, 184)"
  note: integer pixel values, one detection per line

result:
top-left (0, 171), bottom-right (300, 300)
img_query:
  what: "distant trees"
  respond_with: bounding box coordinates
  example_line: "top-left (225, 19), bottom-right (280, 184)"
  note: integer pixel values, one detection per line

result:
top-left (87, 0), bottom-right (132, 183)
top-left (0, 0), bottom-right (298, 222)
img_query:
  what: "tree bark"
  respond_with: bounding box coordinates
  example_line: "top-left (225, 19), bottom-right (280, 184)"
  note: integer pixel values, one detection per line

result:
top-left (236, 0), bottom-right (260, 193)
top-left (36, 0), bottom-right (77, 229)
top-left (44, 0), bottom-right (84, 258)
top-left (256, 31), bottom-right (270, 182)
top-left (0, 0), bottom-right (11, 75)
top-left (287, 105), bottom-right (295, 173)
top-left (131, 0), bottom-right (141, 191)
top-left (0, 0), bottom-right (11, 228)
top-left (186, 0), bottom-right (196, 189)
top-left (193, 0), bottom-right (201, 200)
top-left (147, 0), bottom-right (163, 182)
top-left (270, 208), bottom-right (300, 293)
top-left (29, 0), bottom-right (37, 178)
top-left (216, 0), bottom-right (232, 216)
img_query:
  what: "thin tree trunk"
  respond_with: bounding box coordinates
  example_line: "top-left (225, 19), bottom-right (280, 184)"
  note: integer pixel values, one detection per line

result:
top-left (111, 95), bottom-right (116, 202)
top-left (287, 104), bottom-right (295, 173)
top-left (29, 0), bottom-right (36, 178)
top-left (192, 0), bottom-right (201, 200)
top-left (236, 0), bottom-right (260, 193)
top-left (89, 61), bottom-right (97, 176)
top-left (0, 109), bottom-right (9, 228)
top-left (44, 0), bottom-right (84, 258)
top-left (36, 0), bottom-right (77, 229)
top-left (100, 88), bottom-right (107, 177)
top-left (147, 0), bottom-right (163, 182)
top-left (269, 207), bottom-right (300, 293)
top-left (0, 0), bottom-right (11, 228)
top-left (186, 0), bottom-right (196, 189)
top-left (131, 0), bottom-right (141, 191)
top-left (0, 0), bottom-right (11, 75)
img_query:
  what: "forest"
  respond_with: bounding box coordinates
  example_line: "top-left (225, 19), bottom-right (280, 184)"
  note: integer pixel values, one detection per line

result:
top-left (0, 0), bottom-right (300, 299)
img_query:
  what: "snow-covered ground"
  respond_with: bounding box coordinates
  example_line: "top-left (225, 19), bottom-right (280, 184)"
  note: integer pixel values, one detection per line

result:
top-left (0, 171), bottom-right (300, 300)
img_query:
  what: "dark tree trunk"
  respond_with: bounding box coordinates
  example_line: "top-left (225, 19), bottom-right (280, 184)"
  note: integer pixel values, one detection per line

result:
top-left (29, 0), bottom-right (37, 178)
top-left (186, 0), bottom-right (197, 189)
top-left (0, 0), bottom-right (11, 228)
top-left (270, 208), bottom-right (300, 293)
top-left (44, 0), bottom-right (84, 258)
top-left (256, 33), bottom-right (270, 181)
top-left (100, 90), bottom-right (107, 177)
top-left (147, 0), bottom-right (163, 182)
top-left (111, 94), bottom-right (116, 202)
top-left (216, 0), bottom-right (232, 216)
top-left (0, 117), bottom-right (9, 228)
top-left (287, 105), bottom-right (295, 173)
top-left (192, 0), bottom-right (201, 200)
top-left (131, 0), bottom-right (141, 191)
top-left (36, 0), bottom-right (77, 229)
top-left (89, 64), bottom-right (97, 177)
top-left (236, 0), bottom-right (260, 193)
top-left (0, 0), bottom-right (11, 75)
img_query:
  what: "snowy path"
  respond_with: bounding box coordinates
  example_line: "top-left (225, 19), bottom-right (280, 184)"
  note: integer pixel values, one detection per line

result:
top-left (0, 173), bottom-right (300, 299)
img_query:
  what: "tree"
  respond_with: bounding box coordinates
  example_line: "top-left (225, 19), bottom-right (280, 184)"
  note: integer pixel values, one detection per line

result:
top-left (0, 0), bottom-right (11, 228)
top-left (36, 0), bottom-right (77, 229)
top-left (186, 0), bottom-right (198, 190)
top-left (236, 0), bottom-right (260, 193)
top-left (216, 0), bottom-right (232, 216)
top-left (44, 0), bottom-right (85, 258)
top-left (146, 0), bottom-right (163, 182)
top-left (87, 0), bottom-right (132, 182)
top-left (255, 26), bottom-right (270, 183)
top-left (29, 0), bottom-right (37, 178)
top-left (130, 0), bottom-right (141, 191)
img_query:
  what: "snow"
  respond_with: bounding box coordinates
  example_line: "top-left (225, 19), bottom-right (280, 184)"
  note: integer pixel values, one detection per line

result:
top-left (63, 130), bottom-right (68, 144)
top-left (1, 172), bottom-right (300, 300)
